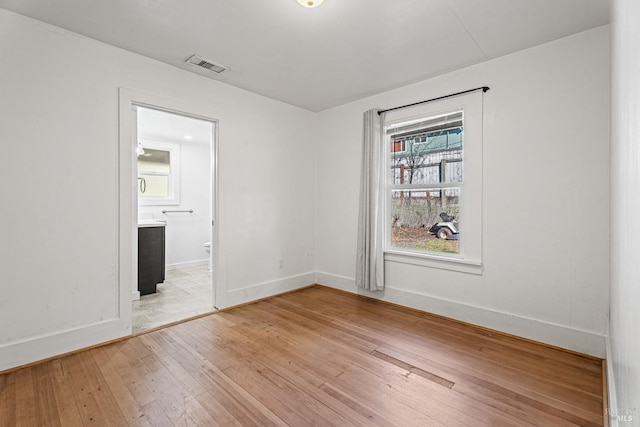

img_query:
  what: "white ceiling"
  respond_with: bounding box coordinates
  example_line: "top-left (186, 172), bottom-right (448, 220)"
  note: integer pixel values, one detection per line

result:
top-left (0, 0), bottom-right (609, 112)
top-left (137, 106), bottom-right (213, 145)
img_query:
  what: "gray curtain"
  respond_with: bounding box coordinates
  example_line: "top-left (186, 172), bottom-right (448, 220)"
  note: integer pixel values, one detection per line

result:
top-left (356, 109), bottom-right (385, 291)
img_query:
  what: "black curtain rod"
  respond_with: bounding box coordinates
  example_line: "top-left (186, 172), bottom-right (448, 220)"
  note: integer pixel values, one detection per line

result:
top-left (377, 86), bottom-right (490, 115)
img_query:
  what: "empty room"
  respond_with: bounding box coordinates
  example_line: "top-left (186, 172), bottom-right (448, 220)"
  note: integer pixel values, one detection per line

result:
top-left (0, 0), bottom-right (638, 426)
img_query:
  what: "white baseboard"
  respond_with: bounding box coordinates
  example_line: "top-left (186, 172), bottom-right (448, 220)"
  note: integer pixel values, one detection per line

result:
top-left (316, 271), bottom-right (606, 358)
top-left (166, 259), bottom-right (208, 271)
top-left (224, 272), bottom-right (316, 308)
top-left (3, 270), bottom-right (605, 373)
top-left (131, 290), bottom-right (140, 301)
top-left (606, 334), bottom-right (618, 426)
top-left (1, 272), bottom-right (314, 372)
top-left (0, 318), bottom-right (130, 372)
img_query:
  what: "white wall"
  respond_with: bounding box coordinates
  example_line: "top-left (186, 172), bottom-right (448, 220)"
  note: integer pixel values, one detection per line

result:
top-left (0, 9), bottom-right (316, 371)
top-left (0, 8), bottom-right (612, 372)
top-left (609, 0), bottom-right (640, 422)
top-left (138, 136), bottom-right (211, 270)
top-left (316, 26), bottom-right (610, 357)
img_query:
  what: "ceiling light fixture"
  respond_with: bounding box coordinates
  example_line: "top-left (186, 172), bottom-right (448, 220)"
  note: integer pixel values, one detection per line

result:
top-left (297, 0), bottom-right (324, 8)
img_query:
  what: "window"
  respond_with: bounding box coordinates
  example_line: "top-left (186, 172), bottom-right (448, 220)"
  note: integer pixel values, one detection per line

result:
top-left (137, 140), bottom-right (180, 205)
top-left (392, 140), bottom-right (406, 153)
top-left (383, 92), bottom-right (483, 268)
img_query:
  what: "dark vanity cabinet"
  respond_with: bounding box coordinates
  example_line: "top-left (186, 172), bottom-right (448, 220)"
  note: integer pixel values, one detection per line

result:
top-left (138, 225), bottom-right (166, 295)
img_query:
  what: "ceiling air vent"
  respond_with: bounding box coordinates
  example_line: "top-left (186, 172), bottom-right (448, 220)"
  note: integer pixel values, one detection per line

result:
top-left (186, 54), bottom-right (226, 74)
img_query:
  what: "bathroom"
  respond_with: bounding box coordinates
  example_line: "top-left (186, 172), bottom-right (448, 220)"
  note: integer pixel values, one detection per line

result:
top-left (133, 106), bottom-right (215, 333)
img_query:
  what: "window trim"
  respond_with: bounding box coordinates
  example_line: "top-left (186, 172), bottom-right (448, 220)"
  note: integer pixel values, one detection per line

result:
top-left (382, 91), bottom-right (483, 271)
top-left (137, 139), bottom-right (181, 206)
top-left (384, 250), bottom-right (483, 275)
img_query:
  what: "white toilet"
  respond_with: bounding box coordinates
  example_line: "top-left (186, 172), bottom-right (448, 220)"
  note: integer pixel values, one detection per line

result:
top-left (203, 242), bottom-right (212, 271)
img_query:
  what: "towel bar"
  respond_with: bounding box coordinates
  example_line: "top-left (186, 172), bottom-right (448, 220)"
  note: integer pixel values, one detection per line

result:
top-left (161, 209), bottom-right (194, 214)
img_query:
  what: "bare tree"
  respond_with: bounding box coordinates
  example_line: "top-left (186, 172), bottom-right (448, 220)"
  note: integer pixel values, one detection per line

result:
top-left (391, 139), bottom-right (433, 227)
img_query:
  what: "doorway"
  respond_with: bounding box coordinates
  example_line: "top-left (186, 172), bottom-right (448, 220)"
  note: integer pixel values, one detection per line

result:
top-left (131, 105), bottom-right (218, 334)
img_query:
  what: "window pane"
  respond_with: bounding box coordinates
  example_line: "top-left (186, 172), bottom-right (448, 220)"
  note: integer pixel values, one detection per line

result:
top-left (391, 188), bottom-right (460, 254)
top-left (388, 114), bottom-right (463, 186)
top-left (138, 148), bottom-right (170, 174)
top-left (138, 174), bottom-right (169, 197)
top-left (138, 147), bottom-right (171, 198)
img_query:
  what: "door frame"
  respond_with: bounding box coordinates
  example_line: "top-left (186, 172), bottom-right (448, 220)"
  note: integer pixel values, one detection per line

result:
top-left (118, 88), bottom-right (221, 333)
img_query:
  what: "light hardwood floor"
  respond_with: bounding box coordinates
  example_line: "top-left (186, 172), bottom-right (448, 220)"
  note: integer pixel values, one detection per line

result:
top-left (0, 286), bottom-right (604, 426)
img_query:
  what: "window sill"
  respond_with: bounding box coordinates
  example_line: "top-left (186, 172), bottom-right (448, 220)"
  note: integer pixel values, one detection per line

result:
top-left (384, 250), bottom-right (483, 275)
top-left (139, 200), bottom-right (180, 206)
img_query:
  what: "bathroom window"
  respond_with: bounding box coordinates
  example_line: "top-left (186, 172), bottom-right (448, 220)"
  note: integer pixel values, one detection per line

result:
top-left (138, 141), bottom-right (180, 205)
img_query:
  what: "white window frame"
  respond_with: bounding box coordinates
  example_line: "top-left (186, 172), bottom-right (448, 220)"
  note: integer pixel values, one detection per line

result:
top-left (137, 138), bottom-right (181, 206)
top-left (383, 91), bottom-right (483, 274)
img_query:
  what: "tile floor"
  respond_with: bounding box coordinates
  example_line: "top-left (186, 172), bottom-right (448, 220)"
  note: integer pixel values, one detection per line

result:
top-left (132, 265), bottom-right (215, 334)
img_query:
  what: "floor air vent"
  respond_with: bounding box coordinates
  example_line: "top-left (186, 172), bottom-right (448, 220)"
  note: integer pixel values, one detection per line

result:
top-left (186, 54), bottom-right (226, 74)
